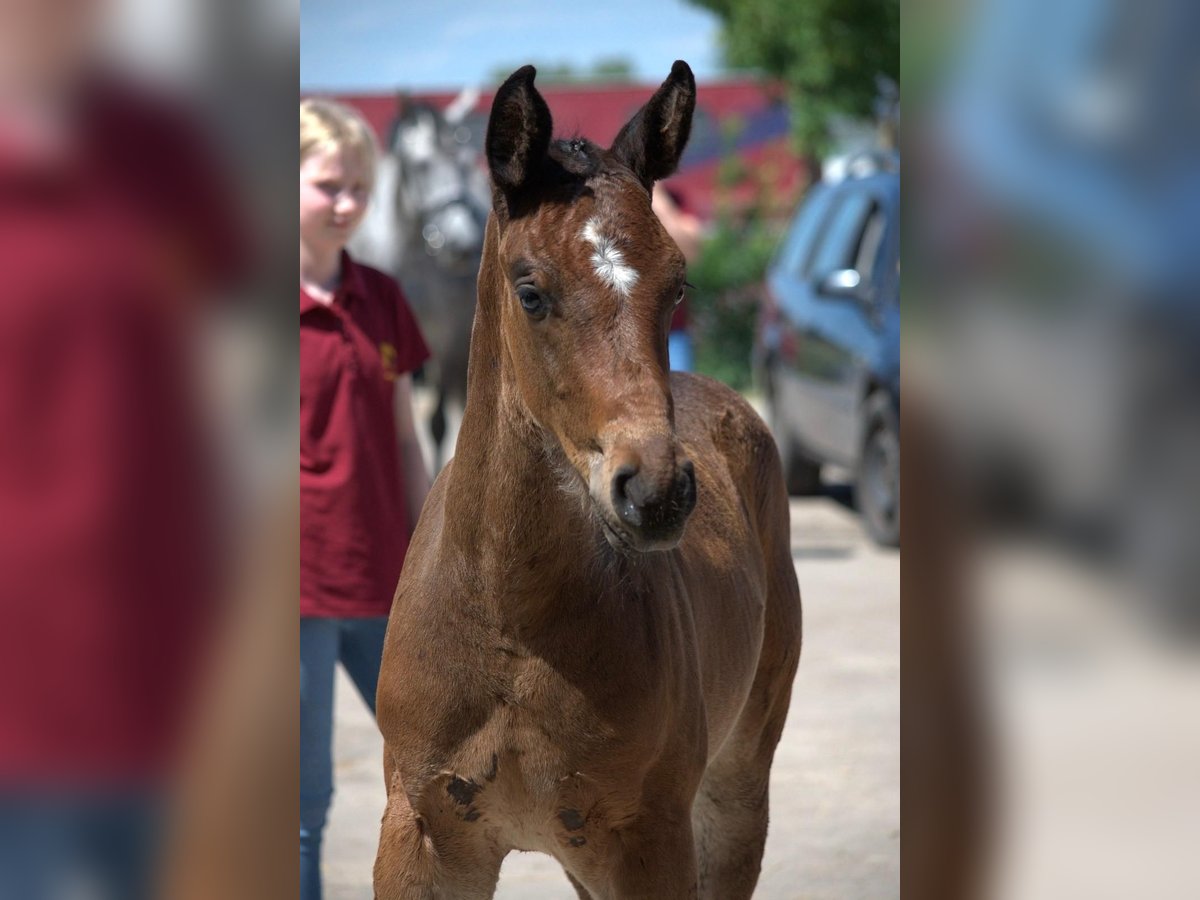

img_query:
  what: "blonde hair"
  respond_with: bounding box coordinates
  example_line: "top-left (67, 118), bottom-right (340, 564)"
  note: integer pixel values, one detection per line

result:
top-left (300, 97), bottom-right (378, 187)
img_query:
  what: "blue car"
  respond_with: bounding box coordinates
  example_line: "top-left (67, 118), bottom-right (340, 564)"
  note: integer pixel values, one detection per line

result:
top-left (757, 161), bottom-right (900, 545)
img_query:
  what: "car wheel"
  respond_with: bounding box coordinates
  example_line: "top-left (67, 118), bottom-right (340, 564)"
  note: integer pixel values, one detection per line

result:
top-left (858, 393), bottom-right (900, 546)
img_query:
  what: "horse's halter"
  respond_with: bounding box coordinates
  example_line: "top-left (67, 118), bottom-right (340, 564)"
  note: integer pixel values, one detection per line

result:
top-left (391, 107), bottom-right (488, 274)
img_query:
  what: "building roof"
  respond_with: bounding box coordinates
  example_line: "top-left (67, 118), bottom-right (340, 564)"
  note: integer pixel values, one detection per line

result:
top-left (328, 77), bottom-right (806, 220)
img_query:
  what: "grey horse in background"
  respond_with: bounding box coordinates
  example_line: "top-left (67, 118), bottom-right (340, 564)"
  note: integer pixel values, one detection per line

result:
top-left (351, 90), bottom-right (490, 471)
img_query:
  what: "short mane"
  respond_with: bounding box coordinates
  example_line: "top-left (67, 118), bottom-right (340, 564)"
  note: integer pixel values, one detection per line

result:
top-left (548, 138), bottom-right (603, 178)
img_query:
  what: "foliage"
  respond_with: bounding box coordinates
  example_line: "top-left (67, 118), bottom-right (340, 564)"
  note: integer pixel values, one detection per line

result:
top-left (684, 114), bottom-right (798, 391)
top-left (590, 57), bottom-right (637, 82)
top-left (688, 215), bottom-right (784, 391)
top-left (488, 57), bottom-right (635, 86)
top-left (688, 0), bottom-right (899, 156)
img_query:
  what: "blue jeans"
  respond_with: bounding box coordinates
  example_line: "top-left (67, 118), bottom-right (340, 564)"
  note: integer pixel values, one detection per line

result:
top-left (0, 789), bottom-right (161, 900)
top-left (668, 329), bottom-right (694, 373)
top-left (300, 616), bottom-right (389, 900)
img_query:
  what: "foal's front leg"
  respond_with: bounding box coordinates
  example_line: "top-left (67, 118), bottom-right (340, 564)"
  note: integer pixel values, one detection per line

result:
top-left (616, 817), bottom-right (698, 899)
top-left (374, 771), bottom-right (504, 899)
top-left (587, 807), bottom-right (699, 900)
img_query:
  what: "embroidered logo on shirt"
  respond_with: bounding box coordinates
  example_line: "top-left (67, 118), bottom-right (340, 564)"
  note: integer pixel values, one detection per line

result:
top-left (379, 342), bottom-right (398, 381)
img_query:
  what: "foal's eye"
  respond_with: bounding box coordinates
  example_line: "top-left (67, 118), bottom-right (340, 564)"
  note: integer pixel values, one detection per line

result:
top-left (516, 286), bottom-right (548, 319)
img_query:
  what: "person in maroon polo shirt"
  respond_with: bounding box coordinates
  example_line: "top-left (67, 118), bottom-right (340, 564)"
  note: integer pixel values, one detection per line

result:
top-left (299, 98), bottom-right (430, 900)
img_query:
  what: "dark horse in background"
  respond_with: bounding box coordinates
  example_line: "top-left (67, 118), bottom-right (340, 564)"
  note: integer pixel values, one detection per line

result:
top-left (351, 91), bottom-right (491, 470)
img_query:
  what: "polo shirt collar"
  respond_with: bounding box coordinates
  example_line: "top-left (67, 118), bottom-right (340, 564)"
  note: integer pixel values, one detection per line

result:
top-left (300, 250), bottom-right (366, 314)
top-left (337, 250), bottom-right (368, 304)
top-left (299, 286), bottom-right (321, 314)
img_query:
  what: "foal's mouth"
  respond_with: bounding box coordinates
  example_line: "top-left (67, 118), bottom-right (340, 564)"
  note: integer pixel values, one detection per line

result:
top-left (595, 504), bottom-right (689, 555)
top-left (598, 513), bottom-right (639, 554)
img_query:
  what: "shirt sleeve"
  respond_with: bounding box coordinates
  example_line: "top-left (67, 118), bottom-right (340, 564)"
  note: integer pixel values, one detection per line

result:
top-left (391, 283), bottom-right (431, 376)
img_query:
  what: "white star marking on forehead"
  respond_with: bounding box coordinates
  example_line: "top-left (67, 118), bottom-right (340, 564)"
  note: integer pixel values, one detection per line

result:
top-left (581, 217), bottom-right (639, 298)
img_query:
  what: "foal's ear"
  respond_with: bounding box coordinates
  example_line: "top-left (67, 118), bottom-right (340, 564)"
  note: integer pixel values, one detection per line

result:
top-left (486, 65), bottom-right (553, 199)
top-left (610, 60), bottom-right (695, 191)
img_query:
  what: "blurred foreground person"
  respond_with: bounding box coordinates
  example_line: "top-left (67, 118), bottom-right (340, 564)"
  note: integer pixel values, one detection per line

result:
top-left (901, 391), bottom-right (991, 900)
top-left (299, 98), bottom-right (430, 900)
top-left (906, 0), bottom-right (1200, 896)
top-left (0, 1), bottom-right (249, 898)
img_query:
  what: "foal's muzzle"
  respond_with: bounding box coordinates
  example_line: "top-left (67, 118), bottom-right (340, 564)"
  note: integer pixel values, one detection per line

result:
top-left (605, 457), bottom-right (697, 552)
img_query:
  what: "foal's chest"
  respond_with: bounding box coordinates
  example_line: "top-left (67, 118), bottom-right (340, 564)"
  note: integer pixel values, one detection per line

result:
top-left (419, 649), bottom-right (672, 855)
top-left (437, 738), bottom-right (649, 863)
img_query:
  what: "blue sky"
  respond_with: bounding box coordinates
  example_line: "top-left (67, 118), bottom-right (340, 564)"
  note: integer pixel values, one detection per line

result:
top-left (300, 0), bottom-right (725, 91)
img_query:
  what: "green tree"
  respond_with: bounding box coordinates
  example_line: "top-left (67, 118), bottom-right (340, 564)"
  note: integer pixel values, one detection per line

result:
top-left (489, 58), bottom-right (635, 86)
top-left (591, 57), bottom-right (635, 82)
top-left (689, 0), bottom-right (899, 156)
top-left (689, 213), bottom-right (784, 391)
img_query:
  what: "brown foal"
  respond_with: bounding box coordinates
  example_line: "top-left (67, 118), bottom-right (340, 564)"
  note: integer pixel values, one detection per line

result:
top-left (373, 62), bottom-right (802, 900)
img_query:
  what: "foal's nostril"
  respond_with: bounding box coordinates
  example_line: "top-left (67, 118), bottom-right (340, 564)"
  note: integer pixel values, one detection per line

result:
top-left (611, 463), bottom-right (642, 527)
top-left (678, 459), bottom-right (697, 514)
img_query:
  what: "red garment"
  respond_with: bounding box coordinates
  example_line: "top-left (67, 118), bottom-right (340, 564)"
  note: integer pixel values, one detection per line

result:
top-left (300, 252), bottom-right (429, 618)
top-left (0, 75), bottom-right (248, 781)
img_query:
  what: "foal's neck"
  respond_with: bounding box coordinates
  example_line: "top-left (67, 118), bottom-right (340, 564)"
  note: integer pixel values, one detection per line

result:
top-left (442, 217), bottom-right (598, 589)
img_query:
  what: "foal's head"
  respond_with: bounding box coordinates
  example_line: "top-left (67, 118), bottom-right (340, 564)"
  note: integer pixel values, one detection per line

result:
top-left (484, 62), bottom-right (698, 553)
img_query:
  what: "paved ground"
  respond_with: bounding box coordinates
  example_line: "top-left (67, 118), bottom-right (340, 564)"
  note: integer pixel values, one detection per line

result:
top-left (321, 471), bottom-right (900, 899)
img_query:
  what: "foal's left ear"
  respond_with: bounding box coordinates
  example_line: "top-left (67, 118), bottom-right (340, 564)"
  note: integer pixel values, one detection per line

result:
top-left (610, 60), bottom-right (696, 191)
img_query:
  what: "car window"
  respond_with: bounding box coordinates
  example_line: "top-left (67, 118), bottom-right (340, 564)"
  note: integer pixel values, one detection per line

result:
top-left (855, 204), bottom-right (889, 283)
top-left (875, 200), bottom-right (901, 303)
top-left (805, 189), bottom-right (874, 280)
top-left (776, 185), bottom-right (833, 279)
